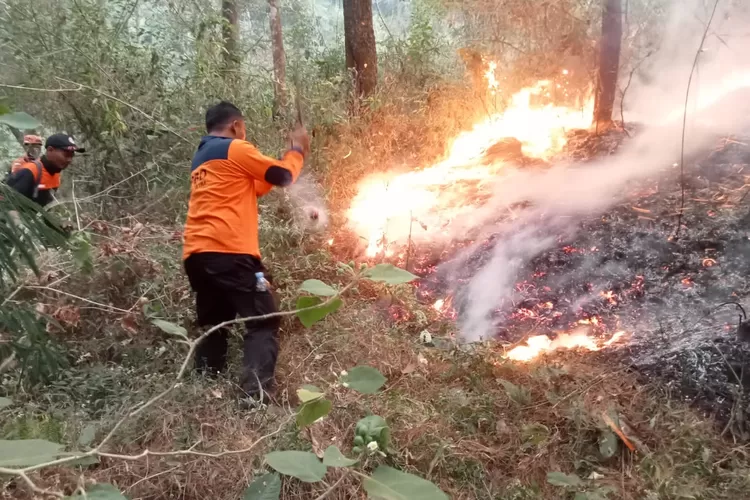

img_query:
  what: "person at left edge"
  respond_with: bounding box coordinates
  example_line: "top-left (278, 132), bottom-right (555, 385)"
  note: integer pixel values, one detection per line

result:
top-left (6, 133), bottom-right (85, 208)
top-left (6, 134), bottom-right (43, 180)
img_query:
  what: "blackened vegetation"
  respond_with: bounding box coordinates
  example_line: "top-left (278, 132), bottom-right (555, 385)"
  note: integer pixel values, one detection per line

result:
top-left (418, 134), bottom-right (750, 438)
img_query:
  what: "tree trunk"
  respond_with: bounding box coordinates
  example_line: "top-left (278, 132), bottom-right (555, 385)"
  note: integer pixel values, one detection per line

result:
top-left (593, 0), bottom-right (622, 130)
top-left (222, 0), bottom-right (239, 71)
top-left (268, 0), bottom-right (287, 119)
top-left (343, 0), bottom-right (378, 103)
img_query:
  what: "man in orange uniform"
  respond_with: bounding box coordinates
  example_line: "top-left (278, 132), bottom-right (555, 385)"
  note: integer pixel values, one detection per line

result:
top-left (7, 135), bottom-right (43, 179)
top-left (183, 101), bottom-right (309, 402)
top-left (6, 133), bottom-right (84, 207)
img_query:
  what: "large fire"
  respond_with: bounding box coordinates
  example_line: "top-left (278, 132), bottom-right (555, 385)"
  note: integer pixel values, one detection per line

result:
top-left (506, 331), bottom-right (626, 362)
top-left (347, 64), bottom-right (594, 257)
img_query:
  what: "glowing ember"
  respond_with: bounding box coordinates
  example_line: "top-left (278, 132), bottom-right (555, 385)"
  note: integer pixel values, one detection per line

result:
top-left (702, 258), bottom-right (717, 267)
top-left (507, 330), bottom-right (626, 362)
top-left (433, 299), bottom-right (445, 311)
top-left (601, 290), bottom-right (618, 305)
top-left (347, 62), bottom-right (593, 256)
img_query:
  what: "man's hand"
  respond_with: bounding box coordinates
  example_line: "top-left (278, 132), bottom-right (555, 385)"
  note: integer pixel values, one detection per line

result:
top-left (288, 125), bottom-right (310, 157)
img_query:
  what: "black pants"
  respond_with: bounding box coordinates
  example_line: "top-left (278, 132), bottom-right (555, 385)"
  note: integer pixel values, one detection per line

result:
top-left (184, 252), bottom-right (279, 395)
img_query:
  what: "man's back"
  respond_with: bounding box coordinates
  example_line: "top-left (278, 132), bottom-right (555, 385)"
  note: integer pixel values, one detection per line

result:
top-left (182, 135), bottom-right (303, 260)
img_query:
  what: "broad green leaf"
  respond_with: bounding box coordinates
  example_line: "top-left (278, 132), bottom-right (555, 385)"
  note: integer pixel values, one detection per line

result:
top-left (301, 384), bottom-right (322, 393)
top-left (66, 484), bottom-right (127, 499)
top-left (265, 451), bottom-right (327, 483)
top-left (0, 112), bottom-right (41, 130)
top-left (599, 430), bottom-right (618, 459)
top-left (296, 398), bottom-right (332, 428)
top-left (546, 472), bottom-right (583, 487)
top-left (300, 279), bottom-right (337, 297)
top-left (78, 424), bottom-right (97, 448)
top-left (341, 366), bottom-right (386, 394)
top-left (521, 423), bottom-right (549, 449)
top-left (499, 379), bottom-right (531, 406)
top-left (0, 439), bottom-right (65, 467)
top-left (0, 397), bottom-right (12, 409)
top-left (296, 296), bottom-right (343, 328)
top-left (362, 465), bottom-right (448, 500)
top-left (363, 264), bottom-right (417, 285)
top-left (242, 473), bottom-right (281, 500)
top-left (322, 446), bottom-right (358, 467)
top-left (297, 387), bottom-right (325, 403)
top-left (151, 319), bottom-right (188, 339)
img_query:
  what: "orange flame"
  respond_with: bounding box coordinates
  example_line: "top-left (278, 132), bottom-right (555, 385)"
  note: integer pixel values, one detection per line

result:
top-left (348, 63), bottom-right (593, 257)
top-left (506, 330), bottom-right (626, 362)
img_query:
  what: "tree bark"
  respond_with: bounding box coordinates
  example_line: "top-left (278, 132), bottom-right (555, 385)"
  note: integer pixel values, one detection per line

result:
top-left (343, 0), bottom-right (378, 102)
top-left (593, 0), bottom-right (622, 130)
top-left (222, 0), bottom-right (239, 71)
top-left (268, 0), bottom-right (287, 119)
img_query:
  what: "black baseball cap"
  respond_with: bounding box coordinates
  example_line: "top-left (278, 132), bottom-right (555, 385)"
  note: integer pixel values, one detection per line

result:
top-left (45, 133), bottom-right (86, 153)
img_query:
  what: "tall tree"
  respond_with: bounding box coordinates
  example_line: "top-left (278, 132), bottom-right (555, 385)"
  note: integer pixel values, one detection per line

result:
top-left (222, 0), bottom-right (239, 70)
top-left (343, 0), bottom-right (378, 102)
top-left (268, 0), bottom-right (287, 119)
top-left (593, 0), bottom-right (622, 130)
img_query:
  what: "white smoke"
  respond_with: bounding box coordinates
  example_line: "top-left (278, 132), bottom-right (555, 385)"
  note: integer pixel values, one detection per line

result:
top-left (454, 0), bottom-right (750, 341)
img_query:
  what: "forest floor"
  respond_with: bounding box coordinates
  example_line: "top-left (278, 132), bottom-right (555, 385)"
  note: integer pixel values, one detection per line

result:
top-left (4, 132), bottom-right (750, 499)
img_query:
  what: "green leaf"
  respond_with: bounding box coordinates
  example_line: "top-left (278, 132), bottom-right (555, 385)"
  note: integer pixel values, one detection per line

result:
top-left (151, 319), bottom-right (188, 339)
top-left (297, 387), bottom-right (325, 403)
top-left (242, 473), bottom-right (281, 500)
top-left (362, 465), bottom-right (448, 500)
top-left (546, 472), bottom-right (583, 487)
top-left (66, 484), bottom-right (127, 499)
top-left (0, 439), bottom-right (65, 467)
top-left (78, 424), bottom-right (97, 448)
top-left (363, 264), bottom-right (417, 285)
top-left (322, 446), bottom-right (358, 467)
top-left (599, 429), bottom-right (618, 459)
top-left (265, 451), bottom-right (327, 483)
top-left (300, 279), bottom-right (338, 297)
top-left (0, 112), bottom-right (41, 130)
top-left (296, 296), bottom-right (343, 328)
top-left (521, 423), bottom-right (549, 449)
top-left (0, 397), bottom-right (12, 409)
top-left (499, 379), bottom-right (531, 406)
top-left (296, 398), bottom-right (332, 428)
top-left (341, 366), bottom-right (386, 394)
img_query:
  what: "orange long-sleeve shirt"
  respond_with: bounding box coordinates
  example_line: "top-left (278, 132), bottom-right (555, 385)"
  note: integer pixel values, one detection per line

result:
top-left (182, 136), bottom-right (303, 260)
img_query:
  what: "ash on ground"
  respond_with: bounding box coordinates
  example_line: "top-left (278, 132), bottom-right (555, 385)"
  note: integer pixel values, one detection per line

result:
top-left (416, 133), bottom-right (750, 438)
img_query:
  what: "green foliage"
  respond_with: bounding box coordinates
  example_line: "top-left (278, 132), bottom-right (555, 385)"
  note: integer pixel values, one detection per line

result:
top-left (296, 296), bottom-right (343, 328)
top-left (69, 232), bottom-right (94, 275)
top-left (0, 438), bottom-right (65, 467)
top-left (354, 415), bottom-right (390, 453)
top-left (299, 279), bottom-right (337, 296)
top-left (0, 304), bottom-right (69, 386)
top-left (499, 379), bottom-right (532, 406)
top-left (341, 366), bottom-right (387, 394)
top-left (296, 398), bottom-right (332, 428)
top-left (65, 484), bottom-right (127, 499)
top-left (264, 451), bottom-right (327, 483)
top-left (599, 429), bottom-right (619, 459)
top-left (296, 386), bottom-right (324, 402)
top-left (547, 472), bottom-right (583, 487)
top-left (363, 465), bottom-right (449, 500)
top-left (322, 445), bottom-right (358, 467)
top-left (78, 424), bottom-right (97, 448)
top-left (242, 473), bottom-right (281, 500)
top-left (151, 319), bottom-right (189, 340)
top-left (363, 264), bottom-right (417, 285)
top-left (0, 112), bottom-right (41, 130)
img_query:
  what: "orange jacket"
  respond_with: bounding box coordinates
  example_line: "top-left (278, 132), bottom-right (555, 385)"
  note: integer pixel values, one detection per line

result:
top-left (16, 159), bottom-right (61, 190)
top-left (182, 136), bottom-right (303, 260)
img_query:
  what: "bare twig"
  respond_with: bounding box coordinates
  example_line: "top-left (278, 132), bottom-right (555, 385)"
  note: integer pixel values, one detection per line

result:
top-left (675, 0), bottom-right (722, 240)
top-left (25, 286), bottom-right (132, 314)
top-left (314, 470), bottom-right (350, 500)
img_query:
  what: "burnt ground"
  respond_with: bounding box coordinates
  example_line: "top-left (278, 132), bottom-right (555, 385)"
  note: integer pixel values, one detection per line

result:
top-left (413, 133), bottom-right (750, 439)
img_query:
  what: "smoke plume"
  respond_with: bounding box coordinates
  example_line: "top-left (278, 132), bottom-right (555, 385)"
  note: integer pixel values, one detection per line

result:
top-left (454, 0), bottom-right (750, 341)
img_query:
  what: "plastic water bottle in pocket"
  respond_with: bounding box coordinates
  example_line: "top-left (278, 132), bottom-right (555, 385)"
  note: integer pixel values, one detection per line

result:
top-left (255, 272), bottom-right (268, 292)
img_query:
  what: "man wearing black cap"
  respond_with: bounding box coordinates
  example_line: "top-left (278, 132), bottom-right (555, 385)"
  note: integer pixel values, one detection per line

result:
top-left (6, 133), bottom-right (85, 207)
